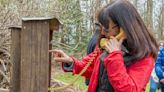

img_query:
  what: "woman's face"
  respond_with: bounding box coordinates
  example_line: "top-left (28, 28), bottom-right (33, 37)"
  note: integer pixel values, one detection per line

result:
top-left (100, 19), bottom-right (120, 39)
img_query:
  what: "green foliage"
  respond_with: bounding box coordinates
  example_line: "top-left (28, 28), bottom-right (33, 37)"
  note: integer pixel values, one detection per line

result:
top-left (0, 0), bottom-right (9, 7)
top-left (52, 0), bottom-right (93, 58)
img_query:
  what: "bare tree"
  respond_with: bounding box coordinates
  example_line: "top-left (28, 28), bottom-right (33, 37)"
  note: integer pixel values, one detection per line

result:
top-left (146, 0), bottom-right (153, 30)
top-left (157, 0), bottom-right (164, 40)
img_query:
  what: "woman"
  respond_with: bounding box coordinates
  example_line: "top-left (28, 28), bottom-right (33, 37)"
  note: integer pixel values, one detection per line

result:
top-left (51, 0), bottom-right (158, 92)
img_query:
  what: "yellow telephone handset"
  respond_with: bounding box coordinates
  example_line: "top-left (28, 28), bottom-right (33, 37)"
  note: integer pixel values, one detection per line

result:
top-left (100, 28), bottom-right (125, 48)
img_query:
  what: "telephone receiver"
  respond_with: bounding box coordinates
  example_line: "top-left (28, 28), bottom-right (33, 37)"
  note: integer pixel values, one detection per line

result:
top-left (100, 28), bottom-right (125, 48)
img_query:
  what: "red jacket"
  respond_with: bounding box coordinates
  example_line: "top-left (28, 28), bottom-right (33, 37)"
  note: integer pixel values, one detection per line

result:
top-left (71, 49), bottom-right (154, 92)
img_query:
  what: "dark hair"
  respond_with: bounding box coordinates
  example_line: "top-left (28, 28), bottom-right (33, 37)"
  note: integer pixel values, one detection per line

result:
top-left (97, 0), bottom-right (158, 65)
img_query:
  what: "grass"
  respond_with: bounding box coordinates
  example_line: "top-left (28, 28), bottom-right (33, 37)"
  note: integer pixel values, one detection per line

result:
top-left (53, 72), bottom-right (88, 90)
top-left (54, 72), bottom-right (161, 92)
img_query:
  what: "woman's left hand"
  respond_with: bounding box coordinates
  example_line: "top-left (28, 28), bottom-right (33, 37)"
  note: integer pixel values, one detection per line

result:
top-left (105, 36), bottom-right (125, 53)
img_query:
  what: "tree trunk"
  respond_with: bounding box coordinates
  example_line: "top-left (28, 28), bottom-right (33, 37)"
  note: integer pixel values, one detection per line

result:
top-left (157, 0), bottom-right (164, 40)
top-left (146, 0), bottom-right (153, 30)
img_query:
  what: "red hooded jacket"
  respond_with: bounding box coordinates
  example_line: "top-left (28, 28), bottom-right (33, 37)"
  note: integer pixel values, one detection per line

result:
top-left (70, 49), bottom-right (154, 92)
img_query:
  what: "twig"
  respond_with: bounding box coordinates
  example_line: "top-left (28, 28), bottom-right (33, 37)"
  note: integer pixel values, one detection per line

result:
top-left (0, 59), bottom-right (7, 71)
top-left (0, 10), bottom-right (11, 28)
top-left (51, 42), bottom-right (78, 50)
top-left (0, 69), bottom-right (9, 83)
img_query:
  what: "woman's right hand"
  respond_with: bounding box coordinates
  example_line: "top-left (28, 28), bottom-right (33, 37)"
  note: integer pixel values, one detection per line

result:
top-left (49, 49), bottom-right (73, 63)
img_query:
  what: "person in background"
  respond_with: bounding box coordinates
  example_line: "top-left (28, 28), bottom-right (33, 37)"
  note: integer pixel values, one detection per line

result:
top-left (155, 42), bottom-right (164, 92)
top-left (50, 0), bottom-right (158, 92)
top-left (85, 23), bottom-right (100, 85)
top-left (150, 42), bottom-right (164, 92)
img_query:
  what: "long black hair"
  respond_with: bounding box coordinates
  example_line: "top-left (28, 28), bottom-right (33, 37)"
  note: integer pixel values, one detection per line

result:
top-left (97, 0), bottom-right (158, 65)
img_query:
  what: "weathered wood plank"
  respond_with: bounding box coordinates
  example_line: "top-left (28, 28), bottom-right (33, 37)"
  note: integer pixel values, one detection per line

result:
top-left (10, 27), bottom-right (21, 92)
top-left (0, 89), bottom-right (9, 92)
top-left (20, 21), bottom-right (32, 92)
top-left (39, 21), bottom-right (49, 92)
top-left (34, 21), bottom-right (41, 92)
top-left (30, 21), bottom-right (36, 92)
top-left (20, 20), bottom-right (49, 92)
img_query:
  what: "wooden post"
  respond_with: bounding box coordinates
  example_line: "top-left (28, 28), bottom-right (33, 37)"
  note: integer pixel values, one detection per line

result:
top-left (20, 17), bottom-right (62, 92)
top-left (0, 88), bottom-right (9, 92)
top-left (10, 26), bottom-right (21, 92)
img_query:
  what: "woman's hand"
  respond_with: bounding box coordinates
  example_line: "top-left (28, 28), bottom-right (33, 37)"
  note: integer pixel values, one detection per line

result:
top-left (49, 49), bottom-right (73, 63)
top-left (105, 36), bottom-right (125, 53)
